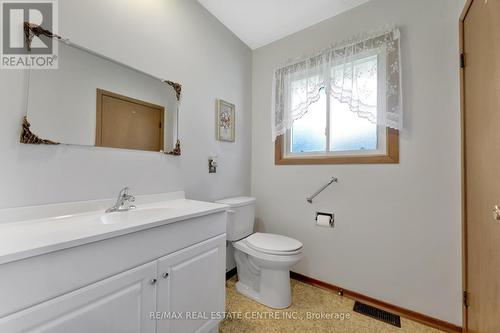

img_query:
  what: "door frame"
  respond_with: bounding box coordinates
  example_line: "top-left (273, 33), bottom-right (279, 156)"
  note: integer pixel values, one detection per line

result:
top-left (459, 1), bottom-right (475, 331)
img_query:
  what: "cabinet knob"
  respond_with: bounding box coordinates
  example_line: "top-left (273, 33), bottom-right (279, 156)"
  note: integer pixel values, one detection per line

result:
top-left (150, 278), bottom-right (157, 285)
top-left (162, 272), bottom-right (169, 279)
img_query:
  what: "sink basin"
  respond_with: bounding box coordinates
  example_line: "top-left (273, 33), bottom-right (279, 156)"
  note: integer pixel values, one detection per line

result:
top-left (100, 208), bottom-right (172, 225)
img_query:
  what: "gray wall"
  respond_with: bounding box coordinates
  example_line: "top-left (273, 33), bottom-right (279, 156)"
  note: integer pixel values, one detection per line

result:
top-left (251, 0), bottom-right (463, 325)
top-left (0, 0), bottom-right (252, 208)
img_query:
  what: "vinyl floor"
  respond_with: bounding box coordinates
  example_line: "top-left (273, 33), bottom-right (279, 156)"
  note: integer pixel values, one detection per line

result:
top-left (219, 277), bottom-right (445, 333)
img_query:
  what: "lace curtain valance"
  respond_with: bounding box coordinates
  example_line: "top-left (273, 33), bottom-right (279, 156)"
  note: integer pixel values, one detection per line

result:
top-left (271, 28), bottom-right (402, 142)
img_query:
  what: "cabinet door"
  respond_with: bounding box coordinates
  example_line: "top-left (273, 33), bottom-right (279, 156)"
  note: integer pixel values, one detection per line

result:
top-left (157, 234), bottom-right (226, 333)
top-left (0, 261), bottom-right (157, 333)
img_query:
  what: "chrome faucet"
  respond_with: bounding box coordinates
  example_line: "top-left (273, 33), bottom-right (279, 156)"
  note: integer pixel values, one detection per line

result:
top-left (106, 187), bottom-right (136, 213)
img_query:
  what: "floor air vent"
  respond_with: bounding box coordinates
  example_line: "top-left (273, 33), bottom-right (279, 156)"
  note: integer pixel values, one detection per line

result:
top-left (353, 301), bottom-right (401, 328)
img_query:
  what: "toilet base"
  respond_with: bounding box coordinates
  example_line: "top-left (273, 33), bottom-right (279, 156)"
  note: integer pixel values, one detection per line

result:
top-left (235, 275), bottom-right (292, 310)
top-left (232, 237), bottom-right (302, 309)
top-left (234, 253), bottom-right (295, 308)
top-left (235, 281), bottom-right (263, 304)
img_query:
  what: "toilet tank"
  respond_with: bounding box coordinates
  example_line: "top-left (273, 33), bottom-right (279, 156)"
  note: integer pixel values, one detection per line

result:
top-left (215, 197), bottom-right (256, 241)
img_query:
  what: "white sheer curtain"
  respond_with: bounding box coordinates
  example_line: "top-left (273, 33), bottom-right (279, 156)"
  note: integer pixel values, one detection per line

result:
top-left (272, 28), bottom-right (402, 141)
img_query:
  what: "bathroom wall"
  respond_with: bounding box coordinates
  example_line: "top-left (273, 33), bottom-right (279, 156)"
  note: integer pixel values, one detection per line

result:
top-left (0, 0), bottom-right (252, 208)
top-left (252, 0), bottom-right (463, 325)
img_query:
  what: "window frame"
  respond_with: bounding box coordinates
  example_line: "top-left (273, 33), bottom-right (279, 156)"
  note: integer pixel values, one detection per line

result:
top-left (275, 48), bottom-right (399, 165)
top-left (275, 127), bottom-right (399, 165)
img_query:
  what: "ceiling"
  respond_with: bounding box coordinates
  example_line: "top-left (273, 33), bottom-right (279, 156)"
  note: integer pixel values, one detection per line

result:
top-left (198, 0), bottom-right (371, 49)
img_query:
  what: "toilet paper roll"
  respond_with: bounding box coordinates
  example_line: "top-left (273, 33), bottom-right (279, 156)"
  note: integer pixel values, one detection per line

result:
top-left (316, 214), bottom-right (331, 227)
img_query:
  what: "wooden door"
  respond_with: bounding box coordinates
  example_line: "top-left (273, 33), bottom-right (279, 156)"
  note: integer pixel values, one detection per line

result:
top-left (96, 89), bottom-right (165, 152)
top-left (461, 0), bottom-right (500, 332)
top-left (0, 262), bottom-right (157, 333)
top-left (156, 235), bottom-right (226, 333)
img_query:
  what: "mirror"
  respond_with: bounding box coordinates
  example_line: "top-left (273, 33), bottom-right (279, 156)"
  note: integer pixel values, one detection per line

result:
top-left (21, 24), bottom-right (181, 155)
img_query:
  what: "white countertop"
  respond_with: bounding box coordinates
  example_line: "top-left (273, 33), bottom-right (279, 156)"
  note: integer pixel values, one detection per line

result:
top-left (0, 193), bottom-right (228, 265)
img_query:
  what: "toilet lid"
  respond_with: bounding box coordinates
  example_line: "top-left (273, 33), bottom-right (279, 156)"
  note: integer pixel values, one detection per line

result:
top-left (246, 233), bottom-right (303, 254)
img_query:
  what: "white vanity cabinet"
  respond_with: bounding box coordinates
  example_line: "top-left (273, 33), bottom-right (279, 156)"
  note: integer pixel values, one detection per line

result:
top-left (0, 234), bottom-right (226, 333)
top-left (157, 235), bottom-right (225, 333)
top-left (0, 195), bottom-right (228, 333)
top-left (0, 262), bottom-right (158, 333)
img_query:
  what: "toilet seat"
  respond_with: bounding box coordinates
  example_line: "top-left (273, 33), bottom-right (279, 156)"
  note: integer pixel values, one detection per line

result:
top-left (245, 233), bottom-right (303, 256)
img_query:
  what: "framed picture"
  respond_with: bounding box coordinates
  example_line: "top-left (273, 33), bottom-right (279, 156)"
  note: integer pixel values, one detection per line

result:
top-left (216, 99), bottom-right (235, 142)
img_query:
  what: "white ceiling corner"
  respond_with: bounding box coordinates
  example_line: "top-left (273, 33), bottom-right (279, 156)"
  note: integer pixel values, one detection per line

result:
top-left (198, 0), bottom-right (372, 49)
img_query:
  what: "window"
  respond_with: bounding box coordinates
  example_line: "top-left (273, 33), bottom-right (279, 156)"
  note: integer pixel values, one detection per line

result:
top-left (275, 51), bottom-right (399, 165)
top-left (290, 88), bottom-right (327, 153)
top-left (288, 87), bottom-right (383, 156)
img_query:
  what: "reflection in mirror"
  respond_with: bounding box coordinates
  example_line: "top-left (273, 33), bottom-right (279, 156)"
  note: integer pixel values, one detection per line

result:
top-left (96, 89), bottom-right (165, 152)
top-left (22, 26), bottom-right (181, 155)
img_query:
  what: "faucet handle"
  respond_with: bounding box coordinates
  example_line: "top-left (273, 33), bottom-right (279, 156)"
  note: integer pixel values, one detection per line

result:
top-left (106, 187), bottom-right (136, 213)
top-left (117, 187), bottom-right (132, 200)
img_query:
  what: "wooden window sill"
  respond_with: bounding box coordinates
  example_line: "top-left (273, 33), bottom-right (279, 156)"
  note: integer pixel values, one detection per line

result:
top-left (275, 128), bottom-right (399, 165)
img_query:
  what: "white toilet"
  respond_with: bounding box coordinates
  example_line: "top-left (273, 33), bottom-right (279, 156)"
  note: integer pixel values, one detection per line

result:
top-left (215, 197), bottom-right (303, 309)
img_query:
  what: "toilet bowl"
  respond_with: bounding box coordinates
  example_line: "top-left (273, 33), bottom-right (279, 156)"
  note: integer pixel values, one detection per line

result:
top-left (233, 233), bottom-right (302, 309)
top-left (215, 197), bottom-right (303, 309)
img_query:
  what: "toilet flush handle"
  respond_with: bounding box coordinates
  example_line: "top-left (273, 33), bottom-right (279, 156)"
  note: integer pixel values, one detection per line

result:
top-left (227, 209), bottom-right (235, 215)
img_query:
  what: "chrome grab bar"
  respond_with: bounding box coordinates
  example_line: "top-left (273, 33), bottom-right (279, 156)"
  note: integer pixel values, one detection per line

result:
top-left (307, 177), bottom-right (338, 203)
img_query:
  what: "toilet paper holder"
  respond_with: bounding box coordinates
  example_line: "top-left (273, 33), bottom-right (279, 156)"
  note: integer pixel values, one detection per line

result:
top-left (315, 212), bottom-right (334, 228)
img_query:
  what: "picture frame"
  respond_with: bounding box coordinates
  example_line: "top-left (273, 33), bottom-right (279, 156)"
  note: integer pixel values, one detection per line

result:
top-left (216, 99), bottom-right (235, 142)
